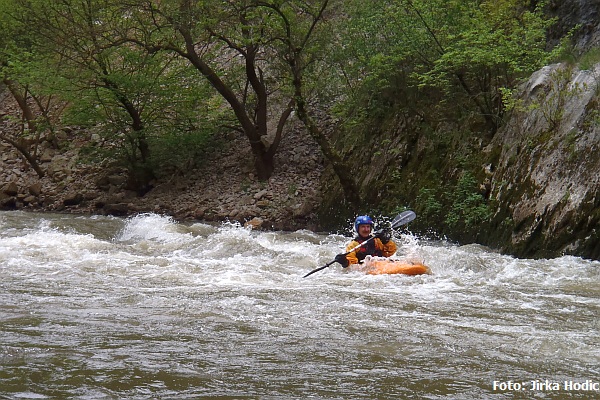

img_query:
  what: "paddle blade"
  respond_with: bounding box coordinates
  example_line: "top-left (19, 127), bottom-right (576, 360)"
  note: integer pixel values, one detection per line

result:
top-left (391, 210), bottom-right (416, 229)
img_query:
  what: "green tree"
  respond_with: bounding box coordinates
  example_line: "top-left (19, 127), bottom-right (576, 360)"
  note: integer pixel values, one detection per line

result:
top-left (258, 0), bottom-right (362, 206)
top-left (0, 0), bottom-right (64, 178)
top-left (119, 0), bottom-right (359, 205)
top-left (336, 0), bottom-right (556, 137)
top-left (8, 0), bottom-right (218, 192)
top-left (119, 0), bottom-right (296, 181)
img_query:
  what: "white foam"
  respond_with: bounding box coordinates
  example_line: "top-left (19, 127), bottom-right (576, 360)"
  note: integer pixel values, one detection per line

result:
top-left (117, 213), bottom-right (193, 244)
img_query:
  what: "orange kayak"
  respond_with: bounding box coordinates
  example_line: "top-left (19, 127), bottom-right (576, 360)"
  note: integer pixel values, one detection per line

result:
top-left (354, 257), bottom-right (432, 276)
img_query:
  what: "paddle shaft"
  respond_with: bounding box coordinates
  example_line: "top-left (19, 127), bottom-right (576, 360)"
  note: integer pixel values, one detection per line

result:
top-left (302, 236), bottom-right (377, 278)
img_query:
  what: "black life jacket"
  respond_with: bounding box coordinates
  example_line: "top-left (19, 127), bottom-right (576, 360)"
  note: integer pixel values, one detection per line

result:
top-left (354, 236), bottom-right (383, 262)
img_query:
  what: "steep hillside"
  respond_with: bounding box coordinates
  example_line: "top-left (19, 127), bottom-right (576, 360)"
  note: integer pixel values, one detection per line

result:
top-left (0, 89), bottom-right (324, 231)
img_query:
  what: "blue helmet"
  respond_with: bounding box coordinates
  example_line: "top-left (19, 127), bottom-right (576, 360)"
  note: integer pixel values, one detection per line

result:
top-left (354, 215), bottom-right (374, 232)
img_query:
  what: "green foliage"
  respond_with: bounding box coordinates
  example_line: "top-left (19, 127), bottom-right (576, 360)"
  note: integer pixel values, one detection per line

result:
top-left (334, 0), bottom-right (558, 136)
top-left (4, 0), bottom-right (236, 186)
top-left (0, 0), bottom-right (573, 226)
top-left (147, 129), bottom-right (221, 177)
top-left (445, 172), bottom-right (491, 229)
top-left (419, 0), bottom-right (553, 77)
top-left (578, 47), bottom-right (600, 70)
top-left (525, 65), bottom-right (584, 132)
top-left (415, 188), bottom-right (443, 222)
top-left (500, 87), bottom-right (523, 113)
top-left (582, 100), bottom-right (600, 133)
top-left (413, 171), bottom-right (491, 234)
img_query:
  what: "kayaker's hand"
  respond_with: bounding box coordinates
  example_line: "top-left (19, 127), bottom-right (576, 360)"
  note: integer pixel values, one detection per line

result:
top-left (334, 254), bottom-right (349, 268)
top-left (375, 229), bottom-right (392, 244)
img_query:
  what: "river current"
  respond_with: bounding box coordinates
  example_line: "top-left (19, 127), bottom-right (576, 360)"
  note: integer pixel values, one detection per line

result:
top-left (0, 211), bottom-right (598, 399)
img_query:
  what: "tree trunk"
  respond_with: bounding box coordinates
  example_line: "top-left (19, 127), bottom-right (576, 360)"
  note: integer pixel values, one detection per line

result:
top-left (3, 78), bottom-right (37, 132)
top-left (0, 135), bottom-right (45, 178)
top-left (177, 28), bottom-right (276, 181)
top-left (2, 79), bottom-right (45, 178)
top-left (292, 72), bottom-right (361, 208)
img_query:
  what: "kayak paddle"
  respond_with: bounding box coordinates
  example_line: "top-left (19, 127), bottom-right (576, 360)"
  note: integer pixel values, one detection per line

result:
top-left (303, 210), bottom-right (416, 278)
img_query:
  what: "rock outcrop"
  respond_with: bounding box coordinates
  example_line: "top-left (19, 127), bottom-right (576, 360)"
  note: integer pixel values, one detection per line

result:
top-left (488, 62), bottom-right (600, 259)
top-left (546, 0), bottom-right (600, 52)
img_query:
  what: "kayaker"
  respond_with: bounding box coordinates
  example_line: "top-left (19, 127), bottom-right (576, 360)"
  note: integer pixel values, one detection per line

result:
top-left (334, 215), bottom-right (397, 268)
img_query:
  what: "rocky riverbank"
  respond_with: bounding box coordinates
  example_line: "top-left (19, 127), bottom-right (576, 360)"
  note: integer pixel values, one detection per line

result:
top-left (0, 92), bottom-right (325, 231)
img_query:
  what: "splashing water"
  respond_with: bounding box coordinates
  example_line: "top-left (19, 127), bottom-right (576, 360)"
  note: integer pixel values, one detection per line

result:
top-left (0, 211), bottom-right (598, 399)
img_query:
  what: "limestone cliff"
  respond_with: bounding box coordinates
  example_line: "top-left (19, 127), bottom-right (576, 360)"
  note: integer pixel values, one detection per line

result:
top-left (487, 63), bottom-right (600, 259)
top-left (481, 0), bottom-right (600, 259)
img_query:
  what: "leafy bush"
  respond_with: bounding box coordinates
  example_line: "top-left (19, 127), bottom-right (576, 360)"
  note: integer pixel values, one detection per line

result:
top-left (415, 188), bottom-right (443, 223)
top-left (147, 128), bottom-right (222, 178)
top-left (445, 172), bottom-right (491, 229)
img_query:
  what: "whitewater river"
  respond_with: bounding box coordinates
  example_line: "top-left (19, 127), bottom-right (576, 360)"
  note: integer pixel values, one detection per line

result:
top-left (1, 211), bottom-right (598, 399)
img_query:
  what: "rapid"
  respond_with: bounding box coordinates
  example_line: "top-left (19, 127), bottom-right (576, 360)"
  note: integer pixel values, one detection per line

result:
top-left (1, 211), bottom-right (598, 399)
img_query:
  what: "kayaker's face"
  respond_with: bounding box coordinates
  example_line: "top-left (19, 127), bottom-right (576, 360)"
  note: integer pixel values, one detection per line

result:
top-left (358, 224), bottom-right (372, 238)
